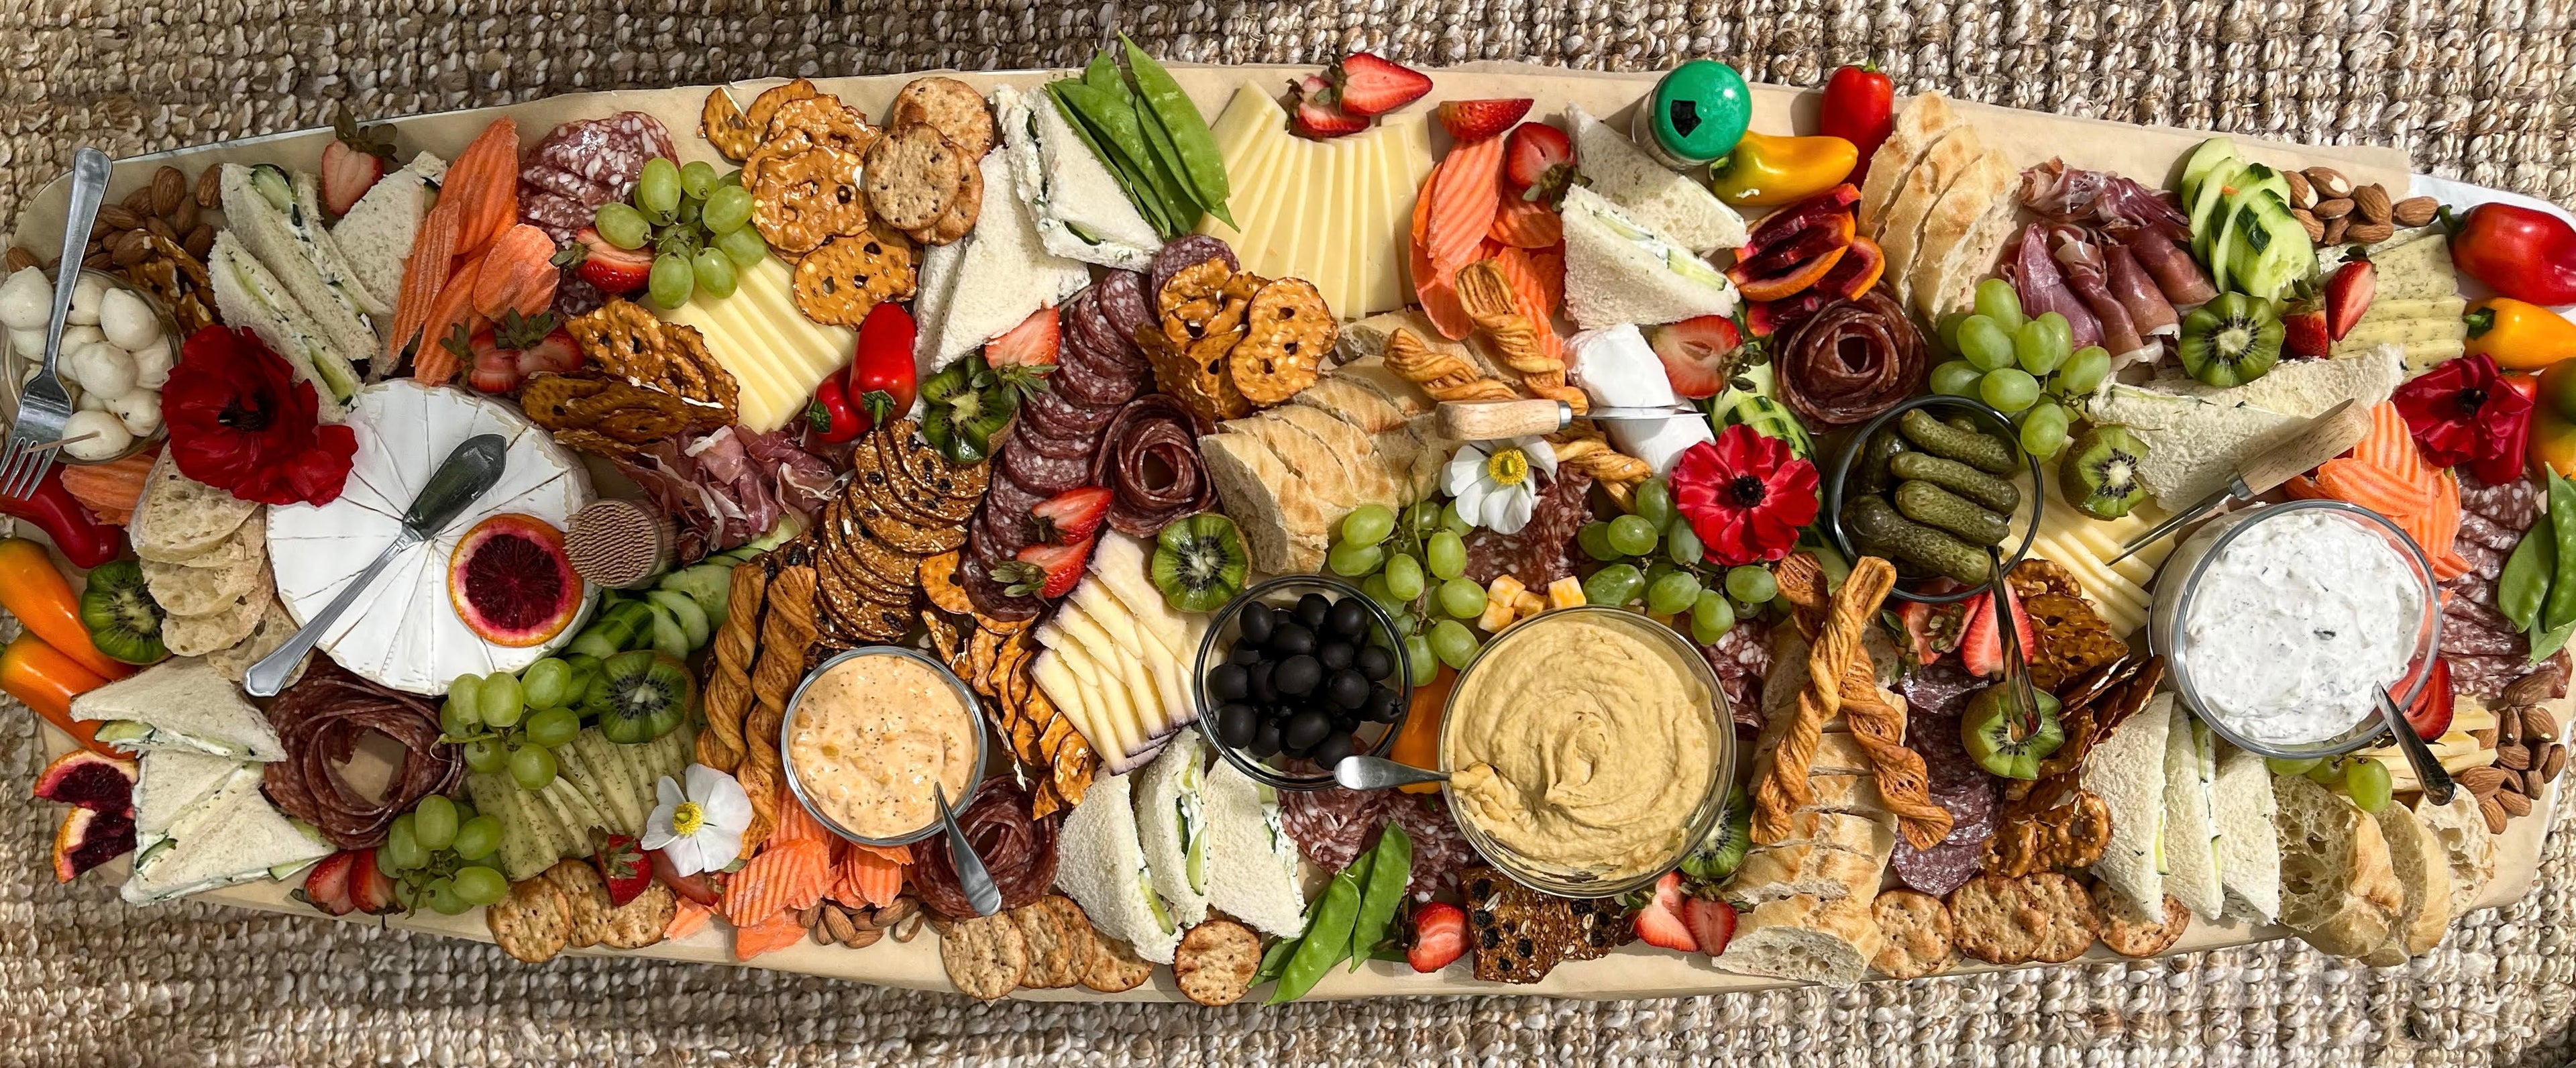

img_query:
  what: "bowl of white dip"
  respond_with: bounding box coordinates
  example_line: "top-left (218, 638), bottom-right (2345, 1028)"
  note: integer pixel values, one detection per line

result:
top-left (2149, 500), bottom-right (2442, 759)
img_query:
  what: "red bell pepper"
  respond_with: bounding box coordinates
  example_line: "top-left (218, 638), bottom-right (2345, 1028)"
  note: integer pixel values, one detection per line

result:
top-left (2450, 203), bottom-right (2576, 307)
top-left (0, 465), bottom-right (127, 570)
top-left (848, 303), bottom-right (919, 431)
top-left (1819, 64), bottom-right (1894, 182)
top-left (805, 376), bottom-right (867, 444)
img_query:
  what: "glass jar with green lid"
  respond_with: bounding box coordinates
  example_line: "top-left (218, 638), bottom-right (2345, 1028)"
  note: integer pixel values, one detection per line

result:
top-left (1628, 60), bottom-right (1752, 169)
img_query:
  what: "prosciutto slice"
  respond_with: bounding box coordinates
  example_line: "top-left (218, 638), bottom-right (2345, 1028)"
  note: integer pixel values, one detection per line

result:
top-left (2118, 227), bottom-right (2218, 309)
top-left (2049, 226), bottom-right (2149, 361)
top-left (2001, 225), bottom-right (2102, 352)
top-left (616, 427), bottom-right (835, 559)
top-left (2102, 242), bottom-right (2178, 337)
top-left (2019, 159), bottom-right (2191, 241)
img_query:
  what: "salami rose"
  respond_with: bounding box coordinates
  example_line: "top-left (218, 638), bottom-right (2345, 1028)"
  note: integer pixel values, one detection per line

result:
top-left (1774, 286), bottom-right (1929, 429)
top-left (262, 662), bottom-right (463, 849)
top-left (1091, 394), bottom-right (1217, 537)
top-left (911, 781), bottom-right (1059, 918)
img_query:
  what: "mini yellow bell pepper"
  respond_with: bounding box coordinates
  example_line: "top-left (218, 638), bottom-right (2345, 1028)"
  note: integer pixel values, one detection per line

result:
top-left (2466, 297), bottom-right (2576, 371)
top-left (1707, 131), bottom-right (1858, 207)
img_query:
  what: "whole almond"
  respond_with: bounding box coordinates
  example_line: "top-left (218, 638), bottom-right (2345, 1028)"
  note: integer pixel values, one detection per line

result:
top-left (109, 230), bottom-right (151, 266)
top-left (2527, 767), bottom-right (2549, 795)
top-left (2499, 789), bottom-right (2533, 818)
top-left (2546, 743), bottom-right (2567, 782)
top-left (2500, 708), bottom-right (2522, 743)
top-left (2324, 215), bottom-right (2352, 245)
top-left (2473, 728), bottom-right (2500, 748)
top-left (195, 166), bottom-right (221, 209)
top-left (2354, 185), bottom-right (2394, 225)
top-left (144, 216), bottom-right (177, 245)
top-left (843, 924), bottom-right (885, 949)
top-left (2499, 743), bottom-right (2532, 771)
top-left (80, 252), bottom-right (111, 272)
top-left (2392, 197), bottom-right (2439, 227)
top-left (95, 204), bottom-right (143, 231)
top-left (2292, 208), bottom-right (2326, 242)
top-left (121, 186), bottom-right (155, 215)
top-left (2503, 672), bottom-right (2555, 707)
top-left (865, 896), bottom-right (920, 930)
top-left (2345, 221), bottom-right (2395, 246)
top-left (148, 166), bottom-right (186, 217)
top-left (2459, 765), bottom-right (2510, 798)
top-left (181, 223), bottom-right (215, 260)
top-left (2312, 197), bottom-right (2356, 220)
top-left (2284, 169), bottom-right (2316, 209)
top-left (2306, 166), bottom-right (2354, 199)
top-left (2525, 707), bottom-right (2557, 742)
top-left (891, 910), bottom-right (926, 943)
top-left (168, 195), bottom-right (197, 235)
top-left (2481, 794), bottom-right (2510, 833)
top-left (820, 904), bottom-right (859, 945)
top-left (3, 247), bottom-right (36, 274)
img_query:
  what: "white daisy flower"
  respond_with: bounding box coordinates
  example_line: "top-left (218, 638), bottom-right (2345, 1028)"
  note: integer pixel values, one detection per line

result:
top-left (641, 763), bottom-right (754, 875)
top-left (1442, 436), bottom-right (1558, 535)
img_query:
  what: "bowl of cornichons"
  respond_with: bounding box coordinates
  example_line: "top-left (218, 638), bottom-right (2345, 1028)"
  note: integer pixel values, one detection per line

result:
top-left (1820, 394), bottom-right (2045, 603)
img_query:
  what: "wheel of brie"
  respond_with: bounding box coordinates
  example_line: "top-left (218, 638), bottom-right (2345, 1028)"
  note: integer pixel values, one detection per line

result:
top-left (267, 380), bottom-right (597, 694)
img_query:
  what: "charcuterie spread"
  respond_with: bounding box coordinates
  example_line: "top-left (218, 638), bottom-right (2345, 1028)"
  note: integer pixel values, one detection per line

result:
top-left (9, 45), bottom-right (2576, 1004)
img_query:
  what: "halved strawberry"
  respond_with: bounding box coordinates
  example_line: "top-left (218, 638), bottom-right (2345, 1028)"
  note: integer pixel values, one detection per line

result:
top-left (298, 850), bottom-right (360, 916)
top-left (2282, 307), bottom-right (2332, 360)
top-left (2324, 259), bottom-right (2377, 341)
top-left (1292, 95), bottom-right (1371, 139)
top-left (1683, 897), bottom-right (1737, 956)
top-left (1029, 486), bottom-right (1114, 545)
top-left (1633, 870), bottom-right (1697, 952)
top-left (320, 105), bottom-right (396, 217)
top-left (1957, 586), bottom-right (2037, 680)
top-left (1330, 54), bottom-right (1433, 118)
top-left (348, 849), bottom-right (400, 915)
top-left (445, 310), bottom-right (577, 394)
top-left (650, 848), bottom-right (723, 906)
top-left (1437, 99), bottom-right (1534, 144)
top-left (986, 306), bottom-right (1061, 368)
top-left (568, 227), bottom-right (653, 295)
top-left (1646, 315), bottom-right (1744, 398)
top-left (514, 329), bottom-right (582, 377)
top-left (592, 829), bottom-right (651, 907)
top-left (999, 537), bottom-right (1096, 599)
top-left (2405, 657), bottom-right (2454, 741)
top-left (1406, 901), bottom-right (1469, 973)
top-left (1503, 122), bottom-right (1574, 191)
top-left (1898, 582), bottom-right (1970, 665)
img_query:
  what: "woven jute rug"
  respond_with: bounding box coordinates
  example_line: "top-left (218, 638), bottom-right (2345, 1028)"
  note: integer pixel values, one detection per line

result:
top-left (6, 3), bottom-right (2576, 1065)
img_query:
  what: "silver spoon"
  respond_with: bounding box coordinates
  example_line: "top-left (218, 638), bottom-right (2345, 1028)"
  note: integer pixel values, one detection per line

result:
top-left (1334, 755), bottom-right (1448, 791)
top-left (2375, 684), bottom-right (2456, 806)
top-left (934, 784), bottom-right (1002, 917)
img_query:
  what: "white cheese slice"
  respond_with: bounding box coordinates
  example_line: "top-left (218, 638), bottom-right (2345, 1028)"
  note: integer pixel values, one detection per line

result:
top-left (1220, 131), bottom-right (1297, 280)
top-left (1568, 325), bottom-right (1714, 476)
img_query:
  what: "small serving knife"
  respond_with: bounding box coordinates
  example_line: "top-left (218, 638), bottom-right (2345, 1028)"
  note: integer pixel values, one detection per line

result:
top-left (245, 435), bottom-right (509, 696)
top-left (2375, 684), bottom-right (2457, 806)
top-left (1436, 398), bottom-right (1698, 441)
top-left (2106, 399), bottom-right (2371, 565)
top-left (934, 784), bottom-right (1004, 917)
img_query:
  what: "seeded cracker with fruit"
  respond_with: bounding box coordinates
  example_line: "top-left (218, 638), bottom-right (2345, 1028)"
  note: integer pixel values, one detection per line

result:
top-left (0, 43), bottom-right (2562, 1006)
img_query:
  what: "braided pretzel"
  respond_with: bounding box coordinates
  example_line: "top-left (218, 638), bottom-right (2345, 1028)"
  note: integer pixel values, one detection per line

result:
top-left (1455, 261), bottom-right (1587, 415)
top-left (1752, 555), bottom-right (1954, 849)
top-left (1383, 327), bottom-right (1520, 402)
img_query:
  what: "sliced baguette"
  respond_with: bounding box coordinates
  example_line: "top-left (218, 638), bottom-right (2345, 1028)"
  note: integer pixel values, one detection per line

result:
top-left (1197, 432), bottom-right (1330, 574)
top-left (1874, 127), bottom-right (1985, 307)
top-left (1723, 843), bottom-right (1886, 906)
top-left (2271, 774), bottom-right (2405, 960)
top-left (1858, 93), bottom-right (1964, 233)
top-left (2364, 801), bottom-right (2455, 964)
top-left (2412, 790), bottom-right (2495, 916)
top-left (1902, 150), bottom-right (2014, 319)
top-left (1711, 892), bottom-right (1884, 988)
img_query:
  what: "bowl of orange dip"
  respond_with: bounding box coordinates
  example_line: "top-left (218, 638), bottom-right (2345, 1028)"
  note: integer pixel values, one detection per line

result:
top-left (780, 647), bottom-right (988, 846)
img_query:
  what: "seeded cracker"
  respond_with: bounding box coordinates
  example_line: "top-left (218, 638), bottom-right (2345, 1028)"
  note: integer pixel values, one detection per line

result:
top-left (1869, 889), bottom-right (1957, 979)
top-left (940, 912), bottom-right (1029, 1000)
top-left (906, 158), bottom-right (981, 246)
top-left (861, 124), bottom-right (970, 233)
top-left (889, 76), bottom-right (996, 159)
top-left (486, 876), bottom-right (574, 963)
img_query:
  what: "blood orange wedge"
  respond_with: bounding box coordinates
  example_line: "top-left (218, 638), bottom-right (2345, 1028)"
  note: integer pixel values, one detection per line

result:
top-left (449, 513), bottom-right (583, 647)
top-left (34, 750), bottom-right (136, 812)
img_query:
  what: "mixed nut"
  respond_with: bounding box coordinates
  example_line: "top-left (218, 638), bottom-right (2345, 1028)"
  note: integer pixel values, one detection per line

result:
top-left (2283, 166), bottom-right (2437, 248)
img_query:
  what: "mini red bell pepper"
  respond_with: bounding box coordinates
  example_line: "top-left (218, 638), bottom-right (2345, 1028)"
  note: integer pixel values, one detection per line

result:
top-left (805, 376), bottom-right (867, 444)
top-left (1819, 64), bottom-right (1894, 182)
top-left (0, 466), bottom-right (127, 570)
top-left (848, 303), bottom-right (919, 432)
top-left (2450, 203), bottom-right (2576, 307)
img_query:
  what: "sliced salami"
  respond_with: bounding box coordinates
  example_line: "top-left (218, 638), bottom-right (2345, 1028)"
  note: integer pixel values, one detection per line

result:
top-left (1006, 421), bottom-right (1097, 460)
top-left (1699, 617), bottom-right (1774, 731)
top-left (1462, 470), bottom-right (1592, 590)
top-left (1279, 786), bottom-right (1391, 873)
top-left (1385, 794), bottom-right (1476, 900)
top-left (1890, 836), bottom-right (1984, 897)
top-left (1091, 394), bottom-right (1216, 538)
top-left (1022, 383), bottom-right (1121, 437)
top-left (519, 189), bottom-right (596, 245)
top-left (1066, 290), bottom-right (1144, 369)
top-left (983, 467), bottom-right (1049, 519)
top-left (1050, 351), bottom-right (1144, 407)
top-left (973, 503), bottom-right (1034, 562)
top-left (2461, 471), bottom-right (2544, 534)
top-left (1149, 235), bottom-right (1239, 305)
top-left (1000, 441), bottom-right (1093, 496)
top-left (1095, 270), bottom-right (1154, 341)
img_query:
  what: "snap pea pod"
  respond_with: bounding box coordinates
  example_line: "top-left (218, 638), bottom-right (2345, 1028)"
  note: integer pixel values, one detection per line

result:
top-left (1046, 83), bottom-right (1174, 235)
top-left (1252, 934), bottom-right (1301, 985)
top-left (2544, 470), bottom-right (2576, 632)
top-left (1083, 52), bottom-right (1124, 97)
top-left (2534, 618), bottom-right (2576, 664)
top-left (1267, 855), bottom-right (1366, 1003)
top-left (2499, 515), bottom-right (2555, 633)
top-left (1120, 34), bottom-right (1234, 226)
top-left (1132, 95), bottom-right (1210, 232)
top-left (1347, 823), bottom-right (1412, 971)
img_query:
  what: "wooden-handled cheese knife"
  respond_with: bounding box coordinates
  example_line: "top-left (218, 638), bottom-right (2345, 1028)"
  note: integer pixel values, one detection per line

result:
top-left (1436, 398), bottom-right (1697, 440)
top-left (2106, 398), bottom-right (2373, 565)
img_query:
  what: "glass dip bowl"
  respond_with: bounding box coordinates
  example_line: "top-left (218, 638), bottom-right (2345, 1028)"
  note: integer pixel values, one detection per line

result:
top-left (1819, 394), bottom-right (2045, 605)
top-left (1437, 605), bottom-right (1734, 898)
top-left (779, 646), bottom-right (991, 847)
top-left (1197, 574), bottom-right (1413, 792)
top-left (2149, 498), bottom-right (2443, 761)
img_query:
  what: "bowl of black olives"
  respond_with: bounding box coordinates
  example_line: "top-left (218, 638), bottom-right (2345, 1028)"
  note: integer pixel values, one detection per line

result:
top-left (1195, 575), bottom-right (1413, 791)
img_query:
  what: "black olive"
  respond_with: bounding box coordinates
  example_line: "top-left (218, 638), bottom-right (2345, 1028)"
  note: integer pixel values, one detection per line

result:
top-left (1269, 622), bottom-right (1316, 657)
top-left (1246, 661), bottom-right (1277, 704)
top-left (1295, 592), bottom-right (1332, 629)
top-left (1327, 598), bottom-right (1368, 639)
top-left (1216, 702), bottom-right (1258, 747)
top-left (1368, 685), bottom-right (1405, 723)
top-left (1208, 663), bottom-right (1250, 702)
top-left (1282, 710), bottom-right (1332, 751)
top-left (1328, 669), bottom-right (1371, 710)
top-left (1248, 718), bottom-right (1283, 758)
top-left (1273, 654), bottom-right (1322, 696)
top-left (1238, 602), bottom-right (1275, 646)
top-left (1230, 643), bottom-right (1266, 667)
top-left (1311, 731), bottom-right (1356, 769)
top-left (1354, 645), bottom-right (1393, 682)
top-left (1317, 641), bottom-right (1355, 671)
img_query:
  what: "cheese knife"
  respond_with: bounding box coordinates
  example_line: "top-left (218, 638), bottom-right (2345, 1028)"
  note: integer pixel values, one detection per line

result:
top-left (2105, 398), bottom-right (2371, 566)
top-left (246, 435), bottom-right (511, 697)
top-left (1436, 398), bottom-right (1698, 441)
top-left (934, 783), bottom-right (1004, 917)
top-left (2375, 684), bottom-right (2457, 805)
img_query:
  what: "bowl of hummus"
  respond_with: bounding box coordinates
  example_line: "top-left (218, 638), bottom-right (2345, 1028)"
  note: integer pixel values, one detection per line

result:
top-left (780, 647), bottom-right (989, 847)
top-left (2150, 499), bottom-right (2443, 759)
top-left (1438, 606), bottom-right (1733, 897)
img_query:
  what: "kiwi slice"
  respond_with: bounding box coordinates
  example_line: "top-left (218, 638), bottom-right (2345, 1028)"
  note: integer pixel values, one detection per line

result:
top-left (2059, 426), bottom-right (2151, 519)
top-left (584, 650), bottom-right (696, 745)
top-left (917, 355), bottom-right (1024, 464)
top-left (1152, 513), bottom-right (1250, 612)
top-left (2176, 292), bottom-right (2284, 388)
top-left (1961, 683), bottom-right (2065, 780)
top-left (78, 559), bottom-right (167, 664)
top-left (1678, 784), bottom-right (1753, 884)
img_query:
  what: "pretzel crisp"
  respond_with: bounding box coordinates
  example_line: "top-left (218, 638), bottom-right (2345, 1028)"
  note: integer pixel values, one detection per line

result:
top-left (1754, 554), bottom-right (1956, 851)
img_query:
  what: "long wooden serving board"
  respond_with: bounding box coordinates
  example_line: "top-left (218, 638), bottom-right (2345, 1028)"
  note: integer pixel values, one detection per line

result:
top-left (13, 64), bottom-right (2538, 1002)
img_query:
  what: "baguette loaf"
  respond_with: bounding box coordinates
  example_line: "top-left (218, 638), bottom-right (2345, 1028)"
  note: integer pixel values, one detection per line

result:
top-left (2412, 790), bottom-right (2495, 916)
top-left (2271, 774), bottom-right (2405, 959)
top-left (1723, 843), bottom-right (1885, 907)
top-left (2365, 801), bottom-right (2455, 965)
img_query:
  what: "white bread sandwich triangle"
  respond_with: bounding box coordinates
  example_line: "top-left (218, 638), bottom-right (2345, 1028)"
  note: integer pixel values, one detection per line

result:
top-left (1557, 184), bottom-right (1739, 331)
top-left (2210, 743), bottom-right (2282, 923)
top-left (2080, 691), bottom-right (2174, 916)
top-left (205, 231), bottom-right (358, 419)
top-left (2086, 344), bottom-right (2404, 512)
top-left (2362, 800), bottom-right (2454, 965)
top-left (2270, 773), bottom-right (2404, 959)
top-left (218, 163), bottom-right (383, 360)
top-left (911, 149), bottom-right (1093, 375)
top-left (131, 749), bottom-right (253, 851)
top-left (330, 150), bottom-right (447, 315)
top-left (997, 85), bottom-right (1162, 270)
top-left (1051, 770), bottom-right (1185, 963)
top-left (72, 657), bottom-right (286, 762)
top-left (2160, 701), bottom-right (2225, 920)
top-left (1200, 757), bottom-right (1309, 939)
top-left (1564, 104), bottom-right (1746, 254)
top-left (123, 763), bottom-right (333, 904)
top-left (1857, 93), bottom-right (1964, 233)
top-left (1132, 730), bottom-right (1214, 927)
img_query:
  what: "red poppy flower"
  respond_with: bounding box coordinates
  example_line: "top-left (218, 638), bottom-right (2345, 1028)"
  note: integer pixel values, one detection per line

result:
top-left (1672, 425), bottom-right (1820, 566)
top-left (2392, 352), bottom-right (2533, 486)
top-left (161, 327), bottom-right (358, 506)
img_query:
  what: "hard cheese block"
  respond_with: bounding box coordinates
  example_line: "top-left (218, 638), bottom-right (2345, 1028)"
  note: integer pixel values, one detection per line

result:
top-left (1197, 83), bottom-right (1433, 321)
top-left (657, 255), bottom-right (856, 432)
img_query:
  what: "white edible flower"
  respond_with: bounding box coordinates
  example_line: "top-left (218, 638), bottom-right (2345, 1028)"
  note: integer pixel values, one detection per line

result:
top-left (0, 268), bottom-right (49, 331)
top-left (107, 390), bottom-right (160, 437)
top-left (98, 288), bottom-right (160, 350)
top-left (127, 337), bottom-right (172, 390)
top-left (60, 410), bottom-right (131, 461)
top-left (67, 272), bottom-right (105, 325)
top-left (1442, 435), bottom-right (1558, 535)
top-left (642, 763), bottom-right (753, 876)
top-left (65, 341), bottom-right (136, 399)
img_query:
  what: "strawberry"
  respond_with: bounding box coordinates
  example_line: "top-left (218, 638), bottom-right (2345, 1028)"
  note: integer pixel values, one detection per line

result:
top-left (2282, 306), bottom-right (2332, 360)
top-left (1502, 121), bottom-right (1574, 192)
top-left (998, 536), bottom-right (1096, 599)
top-left (1028, 486), bottom-right (1114, 544)
top-left (298, 850), bottom-right (360, 917)
top-left (513, 328), bottom-right (583, 377)
top-left (1292, 95), bottom-right (1371, 139)
top-left (1633, 870), bottom-right (1697, 952)
top-left (2405, 657), bottom-right (2455, 741)
top-left (349, 849), bottom-right (401, 915)
top-left (1329, 53), bottom-right (1434, 118)
top-left (650, 848), bottom-right (723, 906)
top-left (568, 227), bottom-right (653, 295)
top-left (1683, 897), bottom-right (1737, 956)
top-left (1956, 586), bottom-right (2037, 680)
top-left (445, 310), bottom-right (578, 394)
top-left (320, 104), bottom-right (396, 217)
top-left (985, 306), bottom-right (1061, 368)
top-left (592, 829), bottom-right (651, 907)
top-left (467, 345), bottom-right (521, 393)
top-left (1436, 99), bottom-right (1534, 144)
top-left (1406, 901), bottom-right (1470, 973)
top-left (2324, 259), bottom-right (2377, 341)
top-left (1646, 315), bottom-right (1746, 398)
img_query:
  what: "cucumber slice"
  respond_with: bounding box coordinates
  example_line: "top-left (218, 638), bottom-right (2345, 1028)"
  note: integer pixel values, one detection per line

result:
top-left (2175, 136), bottom-right (2239, 211)
top-left (2210, 166), bottom-right (2288, 292)
top-left (2188, 160), bottom-right (2245, 261)
top-left (645, 589), bottom-right (712, 649)
top-left (645, 601), bottom-right (692, 659)
top-left (659, 564), bottom-right (733, 619)
top-left (2229, 191), bottom-right (2310, 301)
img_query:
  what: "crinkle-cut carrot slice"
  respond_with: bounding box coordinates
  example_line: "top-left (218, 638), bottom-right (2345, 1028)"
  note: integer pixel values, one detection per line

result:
top-left (1411, 164), bottom-right (1474, 340)
top-left (409, 258), bottom-right (487, 386)
top-left (1424, 136), bottom-right (1506, 271)
top-left (830, 847), bottom-right (907, 910)
top-left (443, 119), bottom-right (523, 260)
top-left (468, 225), bottom-right (559, 319)
top-left (1488, 197), bottom-right (1563, 249)
top-left (719, 838), bottom-right (831, 928)
top-left (666, 898), bottom-right (714, 941)
top-left (732, 912), bottom-right (806, 961)
top-left (2315, 458), bottom-right (2434, 518)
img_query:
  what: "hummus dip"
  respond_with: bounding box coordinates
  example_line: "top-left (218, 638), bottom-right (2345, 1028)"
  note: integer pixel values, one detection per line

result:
top-left (786, 652), bottom-right (979, 840)
top-left (1442, 610), bottom-right (1721, 881)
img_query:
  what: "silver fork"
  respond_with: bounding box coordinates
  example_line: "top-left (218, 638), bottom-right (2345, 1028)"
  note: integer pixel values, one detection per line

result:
top-left (1, 148), bottom-right (113, 500)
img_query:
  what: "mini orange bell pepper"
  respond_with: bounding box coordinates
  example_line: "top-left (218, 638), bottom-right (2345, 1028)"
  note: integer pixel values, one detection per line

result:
top-left (0, 538), bottom-right (132, 680)
top-left (2465, 297), bottom-right (2576, 372)
top-left (1709, 131), bottom-right (1859, 207)
top-left (1, 633), bottom-right (115, 757)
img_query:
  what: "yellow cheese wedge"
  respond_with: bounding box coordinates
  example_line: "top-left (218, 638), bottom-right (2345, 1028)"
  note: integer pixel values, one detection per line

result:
top-left (1195, 87), bottom-right (1437, 320)
top-left (657, 255), bottom-right (855, 431)
top-left (1203, 85), bottom-right (1285, 247)
top-left (1224, 132), bottom-right (1297, 288)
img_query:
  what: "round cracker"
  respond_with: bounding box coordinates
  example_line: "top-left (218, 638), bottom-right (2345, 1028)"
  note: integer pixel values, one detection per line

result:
top-left (861, 124), bottom-right (970, 232)
top-left (890, 76), bottom-right (995, 159)
top-left (1869, 889), bottom-right (1956, 979)
top-left (161, 585), bottom-right (266, 657)
top-left (1945, 874), bottom-right (2038, 965)
top-left (542, 859), bottom-right (616, 949)
top-left (142, 553), bottom-right (267, 617)
top-left (2092, 884), bottom-right (2190, 958)
top-left (1173, 918), bottom-right (1260, 1006)
top-left (598, 882), bottom-right (681, 950)
top-left (905, 159), bottom-right (981, 246)
top-left (940, 912), bottom-right (1029, 1000)
top-left (1009, 896), bottom-right (1087, 989)
top-left (1079, 928), bottom-right (1156, 993)
top-left (486, 877), bottom-right (574, 963)
top-left (2021, 872), bottom-right (2101, 963)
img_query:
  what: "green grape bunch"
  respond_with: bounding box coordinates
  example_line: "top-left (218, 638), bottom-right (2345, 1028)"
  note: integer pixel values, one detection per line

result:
top-left (379, 794), bottom-right (513, 915)
top-left (1328, 496), bottom-right (1489, 681)
top-left (600, 157), bottom-right (769, 309)
top-left (440, 655), bottom-right (602, 792)
top-left (1929, 279), bottom-right (2115, 464)
top-left (1572, 476), bottom-right (1781, 645)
